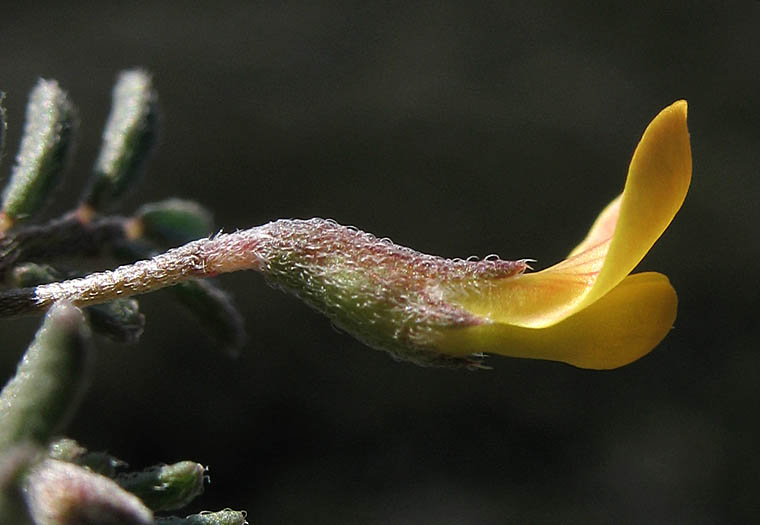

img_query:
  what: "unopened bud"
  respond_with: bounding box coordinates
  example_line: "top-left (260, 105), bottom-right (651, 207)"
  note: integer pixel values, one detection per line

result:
top-left (204, 218), bottom-right (527, 368)
top-left (117, 460), bottom-right (206, 512)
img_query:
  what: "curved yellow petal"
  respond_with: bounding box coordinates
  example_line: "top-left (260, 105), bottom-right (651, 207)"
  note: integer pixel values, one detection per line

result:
top-left (567, 193), bottom-right (621, 257)
top-left (435, 272), bottom-right (677, 369)
top-left (445, 100), bottom-right (691, 328)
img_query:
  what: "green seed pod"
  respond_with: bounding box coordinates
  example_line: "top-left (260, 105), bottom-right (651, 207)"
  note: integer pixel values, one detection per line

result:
top-left (156, 509), bottom-right (249, 525)
top-left (1, 80), bottom-right (76, 223)
top-left (84, 69), bottom-right (158, 211)
top-left (136, 199), bottom-right (213, 245)
top-left (117, 461), bottom-right (206, 512)
top-left (0, 302), bottom-right (92, 452)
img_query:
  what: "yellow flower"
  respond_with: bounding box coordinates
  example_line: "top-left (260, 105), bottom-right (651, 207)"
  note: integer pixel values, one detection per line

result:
top-left (435, 101), bottom-right (691, 369)
top-left (16, 102), bottom-right (690, 371)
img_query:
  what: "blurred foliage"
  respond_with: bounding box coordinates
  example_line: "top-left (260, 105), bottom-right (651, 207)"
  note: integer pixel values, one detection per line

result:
top-left (0, 72), bottom-right (247, 523)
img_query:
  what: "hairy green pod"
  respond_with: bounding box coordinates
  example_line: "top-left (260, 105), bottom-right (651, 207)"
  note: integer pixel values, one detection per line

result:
top-left (1, 80), bottom-right (76, 222)
top-left (0, 303), bottom-right (92, 451)
top-left (84, 69), bottom-right (157, 210)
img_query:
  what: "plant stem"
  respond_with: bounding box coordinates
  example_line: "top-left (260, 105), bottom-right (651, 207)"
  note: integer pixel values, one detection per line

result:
top-left (0, 226), bottom-right (268, 317)
top-left (0, 212), bottom-right (128, 275)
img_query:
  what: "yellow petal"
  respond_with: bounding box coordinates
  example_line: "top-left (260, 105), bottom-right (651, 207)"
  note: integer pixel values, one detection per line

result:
top-left (567, 193), bottom-right (621, 257)
top-left (445, 100), bottom-right (691, 328)
top-left (435, 272), bottom-right (677, 369)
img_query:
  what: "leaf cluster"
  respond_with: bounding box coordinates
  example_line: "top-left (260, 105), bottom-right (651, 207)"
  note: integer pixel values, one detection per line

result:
top-left (0, 71), bottom-right (248, 524)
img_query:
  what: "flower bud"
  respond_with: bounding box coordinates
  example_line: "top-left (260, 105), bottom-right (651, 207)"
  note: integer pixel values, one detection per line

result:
top-left (117, 461), bottom-right (206, 512)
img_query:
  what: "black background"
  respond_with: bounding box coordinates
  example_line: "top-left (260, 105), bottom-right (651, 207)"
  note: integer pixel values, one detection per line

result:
top-left (1, 3), bottom-right (758, 523)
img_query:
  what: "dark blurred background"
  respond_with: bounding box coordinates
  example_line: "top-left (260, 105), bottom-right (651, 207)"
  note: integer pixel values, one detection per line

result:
top-left (1, 2), bottom-right (758, 523)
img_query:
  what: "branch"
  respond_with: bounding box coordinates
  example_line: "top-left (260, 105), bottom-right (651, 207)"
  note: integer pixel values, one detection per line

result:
top-left (0, 212), bottom-right (128, 276)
